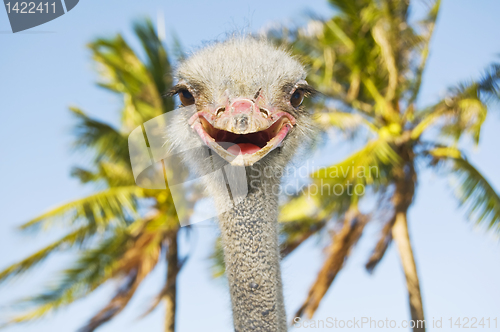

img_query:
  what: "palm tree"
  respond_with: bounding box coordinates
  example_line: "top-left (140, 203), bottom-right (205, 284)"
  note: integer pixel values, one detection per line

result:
top-left (268, 0), bottom-right (500, 330)
top-left (0, 19), bottom-right (190, 332)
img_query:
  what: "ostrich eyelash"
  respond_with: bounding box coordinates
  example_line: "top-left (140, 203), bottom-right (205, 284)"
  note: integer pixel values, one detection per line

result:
top-left (281, 82), bottom-right (317, 97)
top-left (253, 88), bottom-right (262, 100)
top-left (167, 84), bottom-right (191, 97)
top-left (292, 83), bottom-right (317, 97)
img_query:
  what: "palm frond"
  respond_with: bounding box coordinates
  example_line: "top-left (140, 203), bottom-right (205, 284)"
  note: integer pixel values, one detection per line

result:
top-left (79, 225), bottom-right (166, 332)
top-left (280, 218), bottom-right (327, 259)
top-left (407, 0), bottom-right (441, 105)
top-left (89, 35), bottom-right (164, 130)
top-left (429, 147), bottom-right (500, 232)
top-left (71, 166), bottom-right (100, 184)
top-left (412, 84), bottom-right (487, 144)
top-left (3, 232), bottom-right (130, 325)
top-left (328, 0), bottom-right (373, 20)
top-left (279, 194), bottom-right (322, 223)
top-left (293, 208), bottom-right (368, 320)
top-left (4, 214), bottom-right (168, 327)
top-left (20, 186), bottom-right (145, 232)
top-left (141, 230), bottom-right (181, 319)
top-left (98, 161), bottom-right (134, 187)
top-left (371, 19), bottom-right (398, 103)
top-left (412, 62), bottom-right (500, 143)
top-left (315, 110), bottom-right (379, 134)
top-left (71, 161), bottom-right (134, 188)
top-left (311, 138), bottom-right (399, 214)
top-left (170, 31), bottom-right (187, 62)
top-left (365, 215), bottom-right (394, 272)
top-left (0, 226), bottom-right (93, 284)
top-left (78, 271), bottom-right (139, 332)
top-left (209, 237), bottom-right (226, 279)
top-left (477, 62), bottom-right (500, 102)
top-left (70, 107), bottom-right (129, 164)
top-left (133, 19), bottom-right (175, 113)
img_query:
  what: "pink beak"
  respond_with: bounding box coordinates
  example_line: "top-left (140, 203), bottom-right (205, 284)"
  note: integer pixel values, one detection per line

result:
top-left (188, 98), bottom-right (296, 166)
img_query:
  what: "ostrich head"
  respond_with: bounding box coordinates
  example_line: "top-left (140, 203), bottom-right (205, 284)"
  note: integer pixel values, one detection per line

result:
top-left (169, 38), bottom-right (315, 170)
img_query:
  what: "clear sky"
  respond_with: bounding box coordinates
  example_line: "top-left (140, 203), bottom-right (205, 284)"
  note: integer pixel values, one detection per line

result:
top-left (0, 1), bottom-right (499, 331)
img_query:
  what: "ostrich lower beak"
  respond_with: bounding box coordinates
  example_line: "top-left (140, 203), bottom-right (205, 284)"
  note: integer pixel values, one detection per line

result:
top-left (189, 112), bottom-right (295, 166)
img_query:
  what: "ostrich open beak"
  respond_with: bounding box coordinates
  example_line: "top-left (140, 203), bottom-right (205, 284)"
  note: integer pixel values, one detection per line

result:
top-left (188, 98), bottom-right (296, 166)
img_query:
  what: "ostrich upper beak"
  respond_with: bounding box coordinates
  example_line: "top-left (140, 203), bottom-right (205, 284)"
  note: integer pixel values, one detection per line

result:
top-left (188, 98), bottom-right (296, 166)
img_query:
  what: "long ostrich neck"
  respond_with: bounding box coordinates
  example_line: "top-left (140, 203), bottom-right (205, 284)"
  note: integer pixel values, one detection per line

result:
top-left (216, 166), bottom-right (287, 332)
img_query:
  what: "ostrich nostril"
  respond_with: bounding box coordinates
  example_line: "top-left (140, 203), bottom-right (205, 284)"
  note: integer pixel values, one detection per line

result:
top-left (216, 107), bottom-right (225, 117)
top-left (235, 114), bottom-right (249, 131)
top-left (259, 108), bottom-right (269, 118)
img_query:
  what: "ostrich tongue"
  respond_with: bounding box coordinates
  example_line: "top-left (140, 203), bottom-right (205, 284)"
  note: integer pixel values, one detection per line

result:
top-left (190, 113), bottom-right (294, 166)
top-left (227, 143), bottom-right (261, 155)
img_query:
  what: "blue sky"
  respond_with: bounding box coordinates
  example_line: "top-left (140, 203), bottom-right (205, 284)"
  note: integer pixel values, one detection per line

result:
top-left (0, 0), bottom-right (499, 331)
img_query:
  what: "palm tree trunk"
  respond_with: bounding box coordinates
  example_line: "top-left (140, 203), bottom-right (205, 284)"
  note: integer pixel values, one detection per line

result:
top-left (164, 230), bottom-right (179, 332)
top-left (384, 146), bottom-right (425, 332)
top-left (392, 211), bottom-right (425, 332)
top-left (391, 155), bottom-right (425, 332)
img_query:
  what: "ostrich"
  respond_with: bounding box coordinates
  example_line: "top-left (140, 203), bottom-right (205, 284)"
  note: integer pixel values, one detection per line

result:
top-left (167, 37), bottom-right (315, 331)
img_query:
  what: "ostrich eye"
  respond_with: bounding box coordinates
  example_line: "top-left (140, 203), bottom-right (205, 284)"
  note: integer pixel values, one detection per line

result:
top-left (179, 89), bottom-right (195, 106)
top-left (290, 89), bottom-right (305, 107)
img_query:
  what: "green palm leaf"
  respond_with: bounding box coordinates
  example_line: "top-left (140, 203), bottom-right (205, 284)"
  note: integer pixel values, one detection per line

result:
top-left (2, 231), bottom-right (129, 326)
top-left (89, 34), bottom-right (163, 130)
top-left (429, 147), bottom-right (500, 232)
top-left (0, 226), bottom-right (93, 284)
top-left (315, 108), bottom-right (379, 134)
top-left (71, 107), bottom-right (129, 164)
top-left (412, 62), bottom-right (500, 143)
top-left (311, 138), bottom-right (399, 211)
top-left (133, 19), bottom-right (175, 113)
top-left (19, 186), bottom-right (145, 232)
top-left (412, 85), bottom-right (487, 144)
